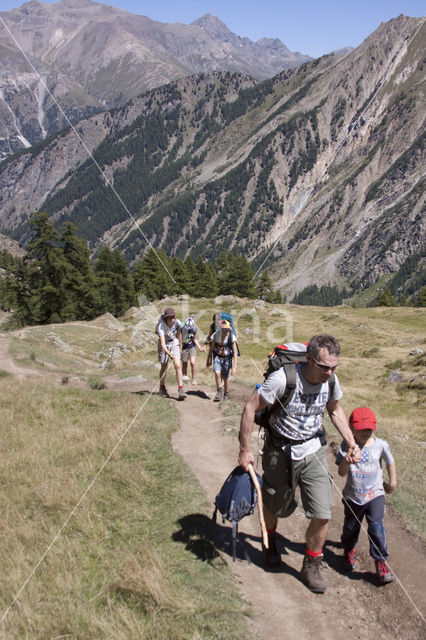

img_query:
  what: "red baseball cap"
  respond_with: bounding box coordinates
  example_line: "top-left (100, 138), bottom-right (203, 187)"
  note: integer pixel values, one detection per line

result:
top-left (349, 407), bottom-right (376, 430)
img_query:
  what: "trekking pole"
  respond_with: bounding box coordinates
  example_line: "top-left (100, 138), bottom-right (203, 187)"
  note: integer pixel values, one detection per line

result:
top-left (248, 464), bottom-right (268, 549)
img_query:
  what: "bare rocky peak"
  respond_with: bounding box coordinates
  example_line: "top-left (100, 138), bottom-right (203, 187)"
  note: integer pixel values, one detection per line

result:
top-left (0, 0), bottom-right (312, 159)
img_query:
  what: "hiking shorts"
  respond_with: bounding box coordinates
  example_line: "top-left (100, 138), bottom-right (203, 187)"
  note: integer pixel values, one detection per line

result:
top-left (262, 440), bottom-right (333, 519)
top-left (181, 346), bottom-right (196, 362)
top-left (213, 354), bottom-right (232, 379)
top-left (158, 341), bottom-right (181, 364)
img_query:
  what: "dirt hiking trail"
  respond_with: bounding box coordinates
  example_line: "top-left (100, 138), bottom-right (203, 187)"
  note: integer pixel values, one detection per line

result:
top-left (173, 382), bottom-right (426, 640)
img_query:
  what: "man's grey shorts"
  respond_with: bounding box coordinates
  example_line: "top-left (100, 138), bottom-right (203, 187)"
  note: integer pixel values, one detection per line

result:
top-left (262, 439), bottom-right (333, 519)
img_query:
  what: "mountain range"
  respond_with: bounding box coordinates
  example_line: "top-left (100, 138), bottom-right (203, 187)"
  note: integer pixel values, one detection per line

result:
top-left (0, 4), bottom-right (425, 302)
top-left (0, 0), bottom-right (310, 160)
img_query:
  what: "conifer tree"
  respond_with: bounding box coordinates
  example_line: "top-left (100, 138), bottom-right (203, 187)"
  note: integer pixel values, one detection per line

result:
top-left (377, 287), bottom-right (396, 307)
top-left (256, 269), bottom-right (276, 302)
top-left (25, 212), bottom-right (67, 323)
top-left (195, 257), bottom-right (219, 298)
top-left (94, 247), bottom-right (135, 316)
top-left (60, 222), bottom-right (101, 320)
top-left (133, 248), bottom-right (174, 300)
top-left (170, 256), bottom-right (190, 295)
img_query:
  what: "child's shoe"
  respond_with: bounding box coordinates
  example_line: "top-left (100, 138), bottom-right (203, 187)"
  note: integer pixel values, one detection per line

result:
top-left (375, 559), bottom-right (394, 584)
top-left (343, 547), bottom-right (356, 571)
top-left (213, 388), bottom-right (223, 402)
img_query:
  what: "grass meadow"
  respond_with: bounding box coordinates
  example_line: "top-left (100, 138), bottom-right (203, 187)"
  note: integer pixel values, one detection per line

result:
top-left (0, 298), bottom-right (424, 636)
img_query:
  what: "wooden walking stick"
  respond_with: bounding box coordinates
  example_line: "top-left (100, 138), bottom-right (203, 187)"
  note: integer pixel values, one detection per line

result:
top-left (248, 463), bottom-right (268, 549)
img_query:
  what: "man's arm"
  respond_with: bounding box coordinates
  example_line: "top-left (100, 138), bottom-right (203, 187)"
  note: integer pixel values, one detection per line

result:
top-left (327, 399), bottom-right (361, 463)
top-left (238, 392), bottom-right (269, 470)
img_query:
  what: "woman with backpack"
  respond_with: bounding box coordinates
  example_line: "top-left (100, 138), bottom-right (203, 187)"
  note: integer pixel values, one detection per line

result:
top-left (206, 319), bottom-right (238, 401)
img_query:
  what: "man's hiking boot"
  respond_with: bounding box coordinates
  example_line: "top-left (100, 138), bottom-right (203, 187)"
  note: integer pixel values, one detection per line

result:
top-left (213, 389), bottom-right (223, 402)
top-left (178, 387), bottom-right (186, 401)
top-left (159, 386), bottom-right (170, 398)
top-left (223, 391), bottom-right (230, 400)
top-left (300, 553), bottom-right (326, 593)
top-left (375, 559), bottom-right (394, 584)
top-left (343, 547), bottom-right (357, 571)
top-left (262, 532), bottom-right (281, 568)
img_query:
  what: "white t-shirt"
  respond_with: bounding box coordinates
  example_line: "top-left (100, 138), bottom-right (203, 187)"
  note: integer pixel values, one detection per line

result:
top-left (156, 318), bottom-right (181, 346)
top-left (336, 437), bottom-right (394, 504)
top-left (259, 363), bottom-right (342, 459)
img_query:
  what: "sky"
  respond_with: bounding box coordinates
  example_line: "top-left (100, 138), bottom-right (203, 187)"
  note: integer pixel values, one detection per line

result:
top-left (1, 0), bottom-right (425, 57)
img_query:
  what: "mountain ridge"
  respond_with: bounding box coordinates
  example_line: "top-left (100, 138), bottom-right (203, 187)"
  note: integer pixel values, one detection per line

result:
top-left (0, 0), bottom-right (311, 160)
top-left (0, 13), bottom-right (424, 302)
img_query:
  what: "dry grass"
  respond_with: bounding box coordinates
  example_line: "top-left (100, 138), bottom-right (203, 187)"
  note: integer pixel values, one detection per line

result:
top-left (0, 376), bottom-right (249, 638)
top-left (0, 299), bottom-right (424, 636)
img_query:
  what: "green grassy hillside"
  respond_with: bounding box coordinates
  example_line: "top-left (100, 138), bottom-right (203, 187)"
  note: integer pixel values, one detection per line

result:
top-left (0, 297), bottom-right (424, 636)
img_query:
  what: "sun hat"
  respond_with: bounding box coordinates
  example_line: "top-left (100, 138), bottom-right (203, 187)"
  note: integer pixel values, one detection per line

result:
top-left (219, 319), bottom-right (231, 330)
top-left (162, 307), bottom-right (175, 319)
top-left (349, 407), bottom-right (376, 430)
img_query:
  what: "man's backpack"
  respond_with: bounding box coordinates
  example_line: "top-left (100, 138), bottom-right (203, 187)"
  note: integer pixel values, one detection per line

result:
top-left (212, 466), bottom-right (262, 561)
top-left (254, 342), bottom-right (335, 427)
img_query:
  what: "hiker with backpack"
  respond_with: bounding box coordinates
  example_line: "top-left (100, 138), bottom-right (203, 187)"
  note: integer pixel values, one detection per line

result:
top-left (238, 334), bottom-right (361, 593)
top-left (181, 315), bottom-right (205, 385)
top-left (156, 307), bottom-right (186, 400)
top-left (206, 319), bottom-right (238, 402)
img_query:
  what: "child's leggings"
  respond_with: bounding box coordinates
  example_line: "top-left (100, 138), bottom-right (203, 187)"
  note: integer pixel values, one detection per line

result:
top-left (341, 494), bottom-right (388, 560)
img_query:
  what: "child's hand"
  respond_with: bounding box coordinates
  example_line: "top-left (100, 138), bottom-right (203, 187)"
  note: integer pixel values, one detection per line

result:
top-left (345, 443), bottom-right (361, 464)
top-left (383, 482), bottom-right (396, 494)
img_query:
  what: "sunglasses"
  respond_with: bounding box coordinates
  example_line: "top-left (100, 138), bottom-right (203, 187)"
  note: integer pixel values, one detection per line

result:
top-left (310, 356), bottom-right (338, 372)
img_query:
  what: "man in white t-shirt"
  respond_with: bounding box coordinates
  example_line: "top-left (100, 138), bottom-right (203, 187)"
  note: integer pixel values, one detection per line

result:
top-left (238, 334), bottom-right (360, 593)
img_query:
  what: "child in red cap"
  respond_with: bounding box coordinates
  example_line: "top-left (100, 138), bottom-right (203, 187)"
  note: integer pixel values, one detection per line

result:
top-left (336, 407), bottom-right (397, 584)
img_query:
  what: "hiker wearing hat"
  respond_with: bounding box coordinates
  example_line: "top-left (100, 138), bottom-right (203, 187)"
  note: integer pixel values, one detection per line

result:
top-left (336, 406), bottom-right (396, 584)
top-left (238, 334), bottom-right (361, 593)
top-left (206, 319), bottom-right (237, 402)
top-left (156, 307), bottom-right (186, 400)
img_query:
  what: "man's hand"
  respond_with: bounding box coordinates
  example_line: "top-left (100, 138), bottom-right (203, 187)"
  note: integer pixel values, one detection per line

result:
top-left (238, 449), bottom-right (255, 471)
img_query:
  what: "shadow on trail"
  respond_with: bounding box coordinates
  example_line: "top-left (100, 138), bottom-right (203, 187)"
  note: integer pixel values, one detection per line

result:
top-left (325, 538), bottom-right (379, 585)
top-left (133, 388), bottom-right (210, 401)
top-left (172, 514), bottom-right (302, 580)
top-left (185, 390), bottom-right (210, 400)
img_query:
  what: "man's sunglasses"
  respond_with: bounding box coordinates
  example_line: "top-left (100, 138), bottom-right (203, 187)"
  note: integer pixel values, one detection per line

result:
top-left (310, 356), bottom-right (338, 372)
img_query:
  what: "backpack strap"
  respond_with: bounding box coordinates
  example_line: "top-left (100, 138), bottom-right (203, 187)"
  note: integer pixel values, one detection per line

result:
top-left (280, 362), bottom-right (297, 408)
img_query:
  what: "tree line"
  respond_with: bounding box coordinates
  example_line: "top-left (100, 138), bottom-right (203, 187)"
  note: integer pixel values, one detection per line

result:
top-left (0, 213), bottom-right (282, 328)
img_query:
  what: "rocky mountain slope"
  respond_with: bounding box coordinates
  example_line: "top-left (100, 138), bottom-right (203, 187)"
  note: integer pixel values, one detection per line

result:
top-left (0, 14), bottom-right (424, 300)
top-left (0, 0), bottom-right (310, 160)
